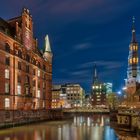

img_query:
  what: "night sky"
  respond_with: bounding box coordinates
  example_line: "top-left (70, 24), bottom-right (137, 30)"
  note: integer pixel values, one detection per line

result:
top-left (1, 0), bottom-right (140, 93)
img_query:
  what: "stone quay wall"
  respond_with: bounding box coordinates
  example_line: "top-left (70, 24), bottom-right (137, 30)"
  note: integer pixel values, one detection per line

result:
top-left (0, 109), bottom-right (63, 128)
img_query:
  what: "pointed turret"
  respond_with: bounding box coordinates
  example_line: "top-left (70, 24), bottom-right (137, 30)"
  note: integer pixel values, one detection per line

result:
top-left (94, 64), bottom-right (97, 80)
top-left (44, 35), bottom-right (52, 53)
top-left (43, 35), bottom-right (53, 63)
top-left (131, 16), bottom-right (137, 43)
top-left (93, 63), bottom-right (99, 84)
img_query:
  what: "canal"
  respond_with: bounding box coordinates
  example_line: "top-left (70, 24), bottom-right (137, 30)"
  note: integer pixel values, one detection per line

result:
top-left (0, 115), bottom-right (138, 140)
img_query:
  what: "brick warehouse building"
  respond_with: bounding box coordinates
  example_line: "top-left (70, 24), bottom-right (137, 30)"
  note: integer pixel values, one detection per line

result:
top-left (0, 8), bottom-right (52, 110)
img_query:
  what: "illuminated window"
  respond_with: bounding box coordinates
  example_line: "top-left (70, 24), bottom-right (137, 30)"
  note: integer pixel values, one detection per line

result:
top-left (5, 98), bottom-right (10, 108)
top-left (137, 58), bottom-right (139, 63)
top-left (5, 83), bottom-right (9, 93)
top-left (37, 90), bottom-right (40, 98)
top-left (25, 87), bottom-right (29, 95)
top-left (129, 58), bottom-right (132, 64)
top-left (133, 45), bottom-right (136, 50)
top-left (96, 86), bottom-right (99, 89)
top-left (17, 84), bottom-right (21, 95)
top-left (43, 101), bottom-right (45, 108)
top-left (5, 69), bottom-right (10, 79)
top-left (136, 46), bottom-right (138, 51)
top-left (130, 46), bottom-right (133, 51)
top-left (133, 58), bottom-right (136, 63)
top-left (37, 70), bottom-right (40, 77)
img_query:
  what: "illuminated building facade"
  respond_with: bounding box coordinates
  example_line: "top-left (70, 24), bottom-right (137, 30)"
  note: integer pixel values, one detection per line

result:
top-left (0, 8), bottom-right (52, 110)
top-left (52, 85), bottom-right (69, 108)
top-left (105, 83), bottom-right (113, 94)
top-left (66, 84), bottom-right (85, 107)
top-left (52, 85), bottom-right (61, 109)
top-left (91, 65), bottom-right (107, 106)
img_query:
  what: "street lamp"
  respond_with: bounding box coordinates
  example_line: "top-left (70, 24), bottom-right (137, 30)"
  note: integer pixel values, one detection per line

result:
top-left (117, 91), bottom-right (121, 95)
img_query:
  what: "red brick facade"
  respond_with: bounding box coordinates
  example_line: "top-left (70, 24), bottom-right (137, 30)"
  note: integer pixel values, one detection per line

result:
top-left (0, 8), bottom-right (52, 110)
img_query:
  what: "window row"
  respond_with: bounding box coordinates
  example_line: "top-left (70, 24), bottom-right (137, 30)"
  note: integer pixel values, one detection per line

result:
top-left (5, 81), bottom-right (46, 95)
top-left (15, 50), bottom-right (47, 71)
top-left (4, 44), bottom-right (47, 71)
top-left (130, 45), bottom-right (138, 51)
top-left (129, 57), bottom-right (139, 64)
top-left (18, 62), bottom-right (46, 78)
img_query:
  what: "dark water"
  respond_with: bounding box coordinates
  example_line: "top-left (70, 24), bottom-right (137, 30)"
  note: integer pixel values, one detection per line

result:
top-left (0, 115), bottom-right (138, 140)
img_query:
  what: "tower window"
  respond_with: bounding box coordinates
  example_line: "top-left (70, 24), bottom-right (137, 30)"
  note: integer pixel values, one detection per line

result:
top-left (136, 57), bottom-right (139, 63)
top-left (133, 58), bottom-right (136, 63)
top-left (129, 58), bottom-right (132, 64)
top-left (130, 46), bottom-right (133, 51)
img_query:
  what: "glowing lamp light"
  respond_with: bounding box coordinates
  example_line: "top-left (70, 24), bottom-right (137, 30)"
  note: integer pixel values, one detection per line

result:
top-left (122, 87), bottom-right (127, 90)
top-left (96, 86), bottom-right (99, 89)
top-left (117, 91), bottom-right (121, 95)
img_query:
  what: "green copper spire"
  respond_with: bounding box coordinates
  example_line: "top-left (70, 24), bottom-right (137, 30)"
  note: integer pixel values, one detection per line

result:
top-left (44, 35), bottom-right (52, 53)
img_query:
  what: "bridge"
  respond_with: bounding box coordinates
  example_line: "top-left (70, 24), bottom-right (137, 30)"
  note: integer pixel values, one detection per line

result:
top-left (62, 108), bottom-right (110, 113)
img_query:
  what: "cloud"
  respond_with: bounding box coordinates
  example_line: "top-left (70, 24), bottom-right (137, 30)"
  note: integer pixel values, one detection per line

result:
top-left (31, 0), bottom-right (137, 25)
top-left (70, 70), bottom-right (89, 76)
top-left (74, 42), bottom-right (92, 50)
top-left (53, 77), bottom-right (91, 85)
top-left (77, 60), bottom-right (124, 70)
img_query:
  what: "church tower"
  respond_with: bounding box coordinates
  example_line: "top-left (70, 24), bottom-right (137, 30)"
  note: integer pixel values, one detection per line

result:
top-left (91, 64), bottom-right (106, 106)
top-left (125, 17), bottom-right (140, 90)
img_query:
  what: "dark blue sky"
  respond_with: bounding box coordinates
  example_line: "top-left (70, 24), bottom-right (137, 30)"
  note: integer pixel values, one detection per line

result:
top-left (1, 0), bottom-right (140, 92)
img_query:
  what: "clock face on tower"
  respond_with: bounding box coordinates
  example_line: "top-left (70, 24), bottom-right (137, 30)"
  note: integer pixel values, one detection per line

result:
top-left (24, 30), bottom-right (32, 50)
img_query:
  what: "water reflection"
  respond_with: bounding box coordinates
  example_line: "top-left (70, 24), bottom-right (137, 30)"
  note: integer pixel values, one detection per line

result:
top-left (116, 131), bottom-right (138, 140)
top-left (0, 115), bottom-right (138, 140)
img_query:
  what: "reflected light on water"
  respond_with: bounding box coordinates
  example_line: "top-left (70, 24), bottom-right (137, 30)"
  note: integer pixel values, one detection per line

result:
top-left (0, 115), bottom-right (138, 140)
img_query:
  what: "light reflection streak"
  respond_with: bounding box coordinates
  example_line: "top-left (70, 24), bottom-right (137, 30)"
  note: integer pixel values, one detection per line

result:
top-left (0, 115), bottom-right (133, 140)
